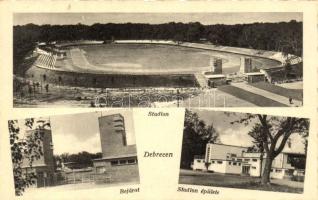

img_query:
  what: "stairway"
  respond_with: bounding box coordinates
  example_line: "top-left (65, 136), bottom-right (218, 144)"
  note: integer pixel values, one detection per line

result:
top-left (194, 73), bottom-right (208, 88)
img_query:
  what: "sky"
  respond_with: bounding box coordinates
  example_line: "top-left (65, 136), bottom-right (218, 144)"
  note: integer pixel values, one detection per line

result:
top-left (13, 12), bottom-right (302, 26)
top-left (46, 110), bottom-right (135, 155)
top-left (192, 109), bottom-right (306, 154)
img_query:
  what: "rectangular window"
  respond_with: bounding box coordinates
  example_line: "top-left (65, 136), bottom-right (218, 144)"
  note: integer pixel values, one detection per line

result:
top-left (237, 159), bottom-right (242, 161)
top-left (197, 160), bottom-right (201, 163)
top-left (276, 169), bottom-right (282, 173)
top-left (229, 161), bottom-right (232, 165)
top-left (119, 160), bottom-right (127, 165)
top-left (252, 166), bottom-right (256, 169)
top-left (217, 161), bottom-right (223, 164)
top-left (244, 159), bottom-right (250, 161)
top-left (96, 166), bottom-right (106, 173)
top-left (211, 160), bottom-right (215, 164)
top-left (238, 163), bottom-right (241, 166)
top-left (111, 160), bottom-right (119, 166)
top-left (128, 159), bottom-right (136, 164)
top-left (233, 162), bottom-right (237, 166)
top-left (287, 155), bottom-right (292, 164)
top-left (252, 159), bottom-right (258, 162)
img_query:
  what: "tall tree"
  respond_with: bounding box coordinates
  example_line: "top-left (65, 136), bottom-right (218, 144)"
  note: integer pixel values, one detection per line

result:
top-left (233, 114), bottom-right (309, 185)
top-left (247, 123), bottom-right (267, 177)
top-left (180, 109), bottom-right (219, 169)
top-left (8, 118), bottom-right (51, 195)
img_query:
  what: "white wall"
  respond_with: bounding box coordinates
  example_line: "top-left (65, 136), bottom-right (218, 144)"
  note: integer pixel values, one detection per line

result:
top-left (272, 154), bottom-right (284, 168)
top-left (192, 159), bottom-right (206, 171)
top-left (208, 160), bottom-right (227, 173)
top-left (225, 161), bottom-right (241, 174)
top-left (270, 168), bottom-right (286, 179)
top-left (206, 144), bottom-right (247, 161)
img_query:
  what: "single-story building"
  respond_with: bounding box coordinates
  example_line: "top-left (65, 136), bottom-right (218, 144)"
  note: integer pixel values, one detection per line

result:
top-left (243, 72), bottom-right (266, 83)
top-left (192, 143), bottom-right (306, 180)
top-left (204, 74), bottom-right (227, 88)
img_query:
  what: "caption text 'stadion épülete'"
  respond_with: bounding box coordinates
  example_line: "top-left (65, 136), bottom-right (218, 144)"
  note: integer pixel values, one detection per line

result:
top-left (177, 186), bottom-right (220, 195)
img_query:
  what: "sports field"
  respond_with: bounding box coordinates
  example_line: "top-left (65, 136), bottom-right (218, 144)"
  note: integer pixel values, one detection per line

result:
top-left (57, 44), bottom-right (280, 75)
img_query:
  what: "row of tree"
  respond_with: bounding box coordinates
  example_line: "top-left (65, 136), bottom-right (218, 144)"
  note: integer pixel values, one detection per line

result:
top-left (14, 20), bottom-right (302, 74)
top-left (54, 151), bottom-right (103, 169)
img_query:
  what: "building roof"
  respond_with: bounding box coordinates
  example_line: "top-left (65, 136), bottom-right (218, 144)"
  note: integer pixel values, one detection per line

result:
top-left (207, 143), bottom-right (250, 149)
top-left (22, 164), bottom-right (49, 168)
top-left (281, 151), bottom-right (305, 156)
top-left (244, 72), bottom-right (265, 76)
top-left (205, 74), bottom-right (226, 79)
top-left (99, 113), bottom-right (124, 119)
top-left (93, 153), bottom-right (137, 161)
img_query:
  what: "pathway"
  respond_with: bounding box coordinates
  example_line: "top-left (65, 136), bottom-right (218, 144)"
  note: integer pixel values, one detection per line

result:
top-left (232, 82), bottom-right (302, 106)
top-left (194, 73), bottom-right (208, 88)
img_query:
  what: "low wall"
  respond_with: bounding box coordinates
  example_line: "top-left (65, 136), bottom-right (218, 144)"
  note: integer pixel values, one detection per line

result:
top-left (25, 65), bottom-right (199, 88)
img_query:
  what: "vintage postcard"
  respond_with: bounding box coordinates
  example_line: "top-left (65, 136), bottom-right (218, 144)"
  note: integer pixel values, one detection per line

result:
top-left (0, 1), bottom-right (317, 200)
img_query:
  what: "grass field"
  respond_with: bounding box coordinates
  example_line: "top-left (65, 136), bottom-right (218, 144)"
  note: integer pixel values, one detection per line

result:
top-left (75, 44), bottom-right (280, 75)
top-left (179, 169), bottom-right (303, 193)
top-left (249, 82), bottom-right (303, 101)
top-left (218, 85), bottom-right (287, 107)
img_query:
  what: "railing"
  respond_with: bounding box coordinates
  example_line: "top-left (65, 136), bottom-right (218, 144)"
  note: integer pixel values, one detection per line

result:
top-left (54, 172), bottom-right (111, 185)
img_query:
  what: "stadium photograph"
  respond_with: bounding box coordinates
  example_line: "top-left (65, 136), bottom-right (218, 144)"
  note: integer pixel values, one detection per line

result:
top-left (13, 13), bottom-right (303, 107)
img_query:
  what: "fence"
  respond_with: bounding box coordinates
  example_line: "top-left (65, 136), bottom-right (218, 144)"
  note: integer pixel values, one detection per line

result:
top-left (54, 171), bottom-right (111, 185)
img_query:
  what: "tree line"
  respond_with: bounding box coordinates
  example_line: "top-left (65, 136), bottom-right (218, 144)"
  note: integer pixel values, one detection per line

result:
top-left (54, 151), bottom-right (103, 169)
top-left (14, 20), bottom-right (302, 72)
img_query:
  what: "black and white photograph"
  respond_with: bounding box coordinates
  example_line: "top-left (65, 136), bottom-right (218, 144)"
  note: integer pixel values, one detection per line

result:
top-left (13, 12), bottom-right (303, 108)
top-left (8, 110), bottom-right (139, 196)
top-left (179, 109), bottom-right (309, 193)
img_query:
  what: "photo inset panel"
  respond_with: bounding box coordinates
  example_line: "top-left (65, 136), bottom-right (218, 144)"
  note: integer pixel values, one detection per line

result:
top-left (8, 110), bottom-right (139, 196)
top-left (179, 109), bottom-right (309, 193)
top-left (13, 12), bottom-right (303, 107)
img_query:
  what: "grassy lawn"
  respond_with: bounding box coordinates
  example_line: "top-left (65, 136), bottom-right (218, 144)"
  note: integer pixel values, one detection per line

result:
top-left (218, 85), bottom-right (287, 107)
top-left (179, 169), bottom-right (303, 193)
top-left (249, 82), bottom-right (303, 101)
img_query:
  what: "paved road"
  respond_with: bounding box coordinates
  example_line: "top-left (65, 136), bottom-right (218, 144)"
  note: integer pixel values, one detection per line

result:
top-left (232, 82), bottom-right (302, 107)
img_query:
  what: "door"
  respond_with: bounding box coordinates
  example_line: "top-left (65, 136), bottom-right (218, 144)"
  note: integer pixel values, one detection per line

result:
top-left (242, 165), bottom-right (250, 175)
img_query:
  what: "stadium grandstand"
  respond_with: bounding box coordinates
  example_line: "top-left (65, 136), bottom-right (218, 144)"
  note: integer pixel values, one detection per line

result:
top-left (34, 53), bottom-right (57, 70)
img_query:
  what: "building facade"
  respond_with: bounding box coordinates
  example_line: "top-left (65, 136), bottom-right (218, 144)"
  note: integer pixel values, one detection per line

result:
top-left (93, 114), bottom-right (139, 184)
top-left (244, 72), bottom-right (266, 83)
top-left (240, 57), bottom-right (253, 73)
top-left (22, 129), bottom-right (55, 188)
top-left (192, 143), bottom-right (305, 180)
top-left (211, 58), bottom-right (223, 74)
top-left (205, 74), bottom-right (227, 88)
